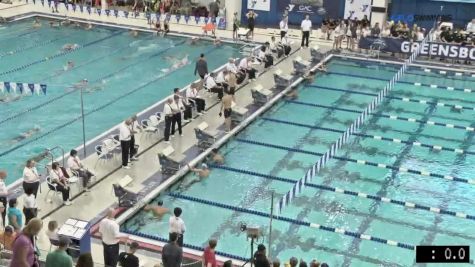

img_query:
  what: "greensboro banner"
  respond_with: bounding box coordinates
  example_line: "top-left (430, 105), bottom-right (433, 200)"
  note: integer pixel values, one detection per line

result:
top-left (359, 37), bottom-right (475, 61)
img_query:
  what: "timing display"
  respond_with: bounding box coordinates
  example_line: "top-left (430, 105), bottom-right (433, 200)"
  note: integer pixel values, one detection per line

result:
top-left (416, 246), bottom-right (470, 263)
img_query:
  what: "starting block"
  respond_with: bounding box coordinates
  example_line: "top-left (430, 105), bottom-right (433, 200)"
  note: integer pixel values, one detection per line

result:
top-left (251, 84), bottom-right (272, 105)
top-left (158, 146), bottom-right (185, 175)
top-left (273, 69), bottom-right (293, 88)
top-left (194, 122), bottom-right (219, 150)
top-left (293, 56), bottom-right (311, 74)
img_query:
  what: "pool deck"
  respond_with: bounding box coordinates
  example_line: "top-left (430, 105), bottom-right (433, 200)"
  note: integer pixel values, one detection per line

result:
top-left (0, 3), bottom-right (326, 265)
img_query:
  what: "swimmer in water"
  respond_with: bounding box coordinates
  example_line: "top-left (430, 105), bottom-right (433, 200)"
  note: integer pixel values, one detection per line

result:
top-left (181, 163), bottom-right (210, 189)
top-left (317, 63), bottom-right (327, 73)
top-left (11, 126), bottom-right (41, 143)
top-left (32, 18), bottom-right (41, 28)
top-left (62, 43), bottom-right (79, 52)
top-left (143, 200), bottom-right (169, 219)
top-left (0, 95), bottom-right (22, 103)
top-left (214, 37), bottom-right (222, 47)
top-left (49, 21), bottom-right (60, 28)
top-left (209, 148), bottom-right (224, 165)
top-left (63, 60), bottom-right (74, 71)
top-left (61, 18), bottom-right (71, 26)
top-left (129, 30), bottom-right (139, 37)
top-left (189, 37), bottom-right (200, 45)
top-left (85, 23), bottom-right (93, 30)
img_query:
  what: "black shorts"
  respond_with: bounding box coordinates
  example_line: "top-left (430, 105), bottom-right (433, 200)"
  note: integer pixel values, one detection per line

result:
top-left (228, 87), bottom-right (235, 95)
top-left (224, 108), bottom-right (232, 118)
top-left (248, 23), bottom-right (254, 32)
top-left (233, 23), bottom-right (238, 32)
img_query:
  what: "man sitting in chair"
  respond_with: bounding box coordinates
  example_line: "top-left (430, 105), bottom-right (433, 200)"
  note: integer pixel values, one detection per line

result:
top-left (67, 149), bottom-right (94, 192)
top-left (204, 73), bottom-right (224, 100)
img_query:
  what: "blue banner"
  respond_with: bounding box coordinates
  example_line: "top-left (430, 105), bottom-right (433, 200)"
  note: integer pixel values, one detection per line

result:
top-left (359, 37), bottom-right (475, 61)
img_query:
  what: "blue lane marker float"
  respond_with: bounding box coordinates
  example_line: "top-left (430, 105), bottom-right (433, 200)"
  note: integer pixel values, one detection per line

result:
top-left (263, 113), bottom-right (475, 156)
top-left (167, 192), bottom-right (416, 250)
top-left (308, 85), bottom-right (475, 112)
top-left (121, 229), bottom-right (249, 262)
top-left (327, 71), bottom-right (475, 94)
top-left (260, 118), bottom-right (475, 185)
top-left (0, 30), bottom-right (123, 77)
top-left (0, 36), bottom-right (65, 58)
top-left (211, 163), bottom-right (475, 221)
top-left (0, 43), bottom-right (218, 159)
top-left (287, 100), bottom-right (475, 134)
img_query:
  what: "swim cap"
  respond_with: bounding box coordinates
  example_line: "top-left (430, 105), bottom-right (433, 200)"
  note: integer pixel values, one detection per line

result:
top-left (201, 163), bottom-right (208, 169)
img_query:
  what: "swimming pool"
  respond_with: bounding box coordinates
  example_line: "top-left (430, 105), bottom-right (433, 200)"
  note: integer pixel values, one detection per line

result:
top-left (0, 17), bottom-right (241, 184)
top-left (122, 57), bottom-right (475, 266)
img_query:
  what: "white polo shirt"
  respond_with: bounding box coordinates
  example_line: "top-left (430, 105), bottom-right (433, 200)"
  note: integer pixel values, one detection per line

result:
top-left (186, 87), bottom-right (198, 98)
top-left (215, 72), bottom-right (226, 84)
top-left (23, 167), bottom-right (39, 183)
top-left (279, 20), bottom-right (288, 32)
top-left (163, 103), bottom-right (174, 116)
top-left (301, 19), bottom-right (312, 32)
top-left (205, 75), bottom-right (217, 89)
top-left (0, 180), bottom-right (7, 197)
top-left (226, 62), bottom-right (238, 74)
top-left (239, 58), bottom-right (249, 69)
top-left (169, 216), bottom-right (186, 234)
top-left (67, 156), bottom-right (82, 170)
top-left (119, 122), bottom-right (131, 141)
top-left (99, 217), bottom-right (127, 245)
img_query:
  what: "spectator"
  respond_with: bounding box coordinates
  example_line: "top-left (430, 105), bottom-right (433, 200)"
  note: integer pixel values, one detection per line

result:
top-left (76, 253), bottom-right (94, 267)
top-left (0, 226), bottom-right (17, 250)
top-left (310, 260), bottom-right (320, 267)
top-left (162, 232), bottom-right (183, 267)
top-left (99, 208), bottom-right (129, 267)
top-left (169, 207), bottom-right (186, 247)
top-left (246, 10), bottom-right (258, 40)
top-left (273, 260), bottom-right (280, 267)
top-left (22, 159), bottom-right (40, 198)
top-left (49, 162), bottom-right (72, 205)
top-left (7, 198), bottom-right (22, 231)
top-left (253, 244), bottom-right (270, 267)
top-left (371, 22), bottom-right (381, 37)
top-left (233, 12), bottom-right (240, 40)
top-left (280, 17), bottom-right (288, 40)
top-left (299, 260), bottom-right (307, 267)
top-left (223, 260), bottom-right (233, 267)
top-left (22, 187), bottom-right (38, 225)
top-left (119, 119), bottom-right (133, 169)
top-left (301, 14), bottom-right (312, 48)
top-left (118, 241), bottom-right (140, 267)
top-left (67, 149), bottom-right (94, 192)
top-left (9, 218), bottom-right (42, 267)
top-left (202, 239), bottom-right (217, 267)
top-left (46, 220), bottom-right (59, 241)
top-left (186, 84), bottom-right (206, 115)
top-left (194, 54), bottom-right (208, 79)
top-left (289, 257), bottom-right (298, 267)
top-left (45, 236), bottom-right (73, 267)
top-left (163, 98), bottom-right (174, 143)
top-left (0, 170), bottom-right (7, 226)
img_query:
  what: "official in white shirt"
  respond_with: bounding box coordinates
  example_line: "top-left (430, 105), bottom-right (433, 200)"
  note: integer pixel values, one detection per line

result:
top-left (129, 115), bottom-right (141, 161)
top-left (99, 208), bottom-right (129, 267)
top-left (279, 17), bottom-right (288, 40)
top-left (186, 85), bottom-right (206, 114)
top-left (23, 186), bottom-right (38, 224)
top-left (22, 160), bottom-right (40, 198)
top-left (171, 95), bottom-right (184, 137)
top-left (0, 171), bottom-right (7, 226)
top-left (239, 57), bottom-right (257, 80)
top-left (169, 207), bottom-right (186, 247)
top-left (215, 70), bottom-right (227, 88)
top-left (119, 119), bottom-right (133, 169)
top-left (67, 149), bottom-right (94, 191)
top-left (301, 14), bottom-right (312, 48)
top-left (467, 18), bottom-right (475, 33)
top-left (163, 98), bottom-right (174, 143)
top-left (225, 58), bottom-right (238, 74)
top-left (205, 74), bottom-right (224, 99)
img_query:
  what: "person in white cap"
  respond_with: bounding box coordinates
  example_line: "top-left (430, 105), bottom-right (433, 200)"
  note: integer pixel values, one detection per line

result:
top-left (187, 163), bottom-right (210, 178)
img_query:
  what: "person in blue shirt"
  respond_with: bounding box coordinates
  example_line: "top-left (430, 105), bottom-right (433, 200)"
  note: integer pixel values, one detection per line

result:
top-left (8, 198), bottom-right (23, 231)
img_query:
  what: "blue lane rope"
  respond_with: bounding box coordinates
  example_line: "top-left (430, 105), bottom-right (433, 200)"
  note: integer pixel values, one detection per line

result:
top-left (0, 36), bottom-right (65, 58)
top-left (0, 43), bottom-right (217, 158)
top-left (308, 85), bottom-right (475, 111)
top-left (259, 118), bottom-right (475, 185)
top-left (210, 163), bottom-right (475, 221)
top-left (287, 100), bottom-right (475, 134)
top-left (0, 37), bottom-right (182, 126)
top-left (327, 70), bottom-right (475, 94)
top-left (0, 30), bottom-right (124, 77)
top-left (265, 110), bottom-right (475, 156)
top-left (167, 192), bottom-right (415, 250)
top-left (121, 229), bottom-right (249, 261)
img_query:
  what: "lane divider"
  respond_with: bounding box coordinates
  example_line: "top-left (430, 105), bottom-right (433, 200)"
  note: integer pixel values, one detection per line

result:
top-left (0, 43), bottom-right (218, 158)
top-left (0, 37), bottom-right (184, 126)
top-left (288, 100), bottom-right (475, 133)
top-left (308, 85), bottom-right (475, 112)
top-left (264, 114), bottom-right (475, 156)
top-left (0, 30), bottom-right (124, 77)
top-left (168, 192), bottom-right (416, 250)
top-left (257, 119), bottom-right (475, 185)
top-left (211, 164), bottom-right (475, 221)
top-left (0, 36), bottom-right (65, 58)
top-left (121, 229), bottom-right (249, 261)
top-left (420, 66), bottom-right (475, 78)
top-left (327, 71), bottom-right (475, 95)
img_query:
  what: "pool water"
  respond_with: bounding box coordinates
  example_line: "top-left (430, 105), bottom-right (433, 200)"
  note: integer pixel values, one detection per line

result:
top-left (0, 17), bottom-right (241, 184)
top-left (122, 58), bottom-right (475, 266)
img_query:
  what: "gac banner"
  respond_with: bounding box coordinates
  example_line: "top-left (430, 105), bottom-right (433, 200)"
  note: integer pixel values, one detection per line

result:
top-left (359, 37), bottom-right (475, 60)
top-left (247, 0), bottom-right (271, 11)
top-left (344, 0), bottom-right (371, 20)
top-left (278, 0), bottom-right (324, 15)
